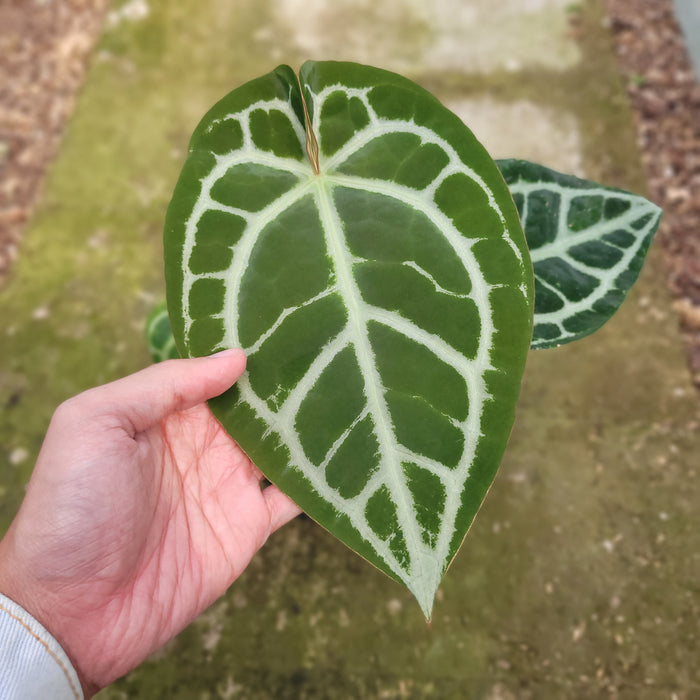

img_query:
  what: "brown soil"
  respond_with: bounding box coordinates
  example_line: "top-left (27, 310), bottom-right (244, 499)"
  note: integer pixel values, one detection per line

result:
top-left (1, 0), bottom-right (699, 386)
top-left (605, 0), bottom-right (700, 386)
top-left (0, 0), bottom-right (107, 282)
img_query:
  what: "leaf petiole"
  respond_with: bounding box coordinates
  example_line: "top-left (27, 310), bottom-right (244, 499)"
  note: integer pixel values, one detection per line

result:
top-left (297, 69), bottom-right (320, 175)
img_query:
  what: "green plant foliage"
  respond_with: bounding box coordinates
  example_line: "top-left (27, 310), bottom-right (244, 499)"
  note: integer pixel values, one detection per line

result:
top-left (498, 159), bottom-right (661, 349)
top-left (145, 300), bottom-right (179, 362)
top-left (151, 158), bottom-right (662, 358)
top-left (164, 60), bottom-right (534, 617)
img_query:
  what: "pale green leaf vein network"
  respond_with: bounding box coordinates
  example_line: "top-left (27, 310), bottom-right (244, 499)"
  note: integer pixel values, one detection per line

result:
top-left (313, 82), bottom-right (527, 300)
top-left (312, 176), bottom-right (443, 588)
top-left (244, 286), bottom-right (339, 356)
top-left (278, 331), bottom-right (351, 422)
top-left (236, 366), bottom-right (409, 579)
top-left (511, 179), bottom-right (660, 341)
top-left (319, 407), bottom-right (371, 470)
top-left (236, 312), bottom-right (423, 584)
top-left (181, 97), bottom-right (311, 341)
top-left (402, 260), bottom-right (473, 298)
top-left (325, 173), bottom-right (494, 581)
top-left (304, 81), bottom-right (519, 603)
top-left (179, 79), bottom-right (529, 614)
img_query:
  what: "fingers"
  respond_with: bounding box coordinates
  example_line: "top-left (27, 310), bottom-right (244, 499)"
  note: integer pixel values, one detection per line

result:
top-left (262, 486), bottom-right (303, 532)
top-left (72, 350), bottom-right (247, 434)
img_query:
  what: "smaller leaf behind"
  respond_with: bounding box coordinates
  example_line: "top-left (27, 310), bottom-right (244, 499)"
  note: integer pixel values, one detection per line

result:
top-left (146, 301), bottom-right (180, 362)
top-left (497, 159), bottom-right (662, 349)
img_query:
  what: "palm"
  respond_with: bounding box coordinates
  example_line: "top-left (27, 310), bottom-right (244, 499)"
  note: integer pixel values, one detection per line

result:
top-left (0, 354), bottom-right (300, 695)
top-left (79, 404), bottom-right (279, 684)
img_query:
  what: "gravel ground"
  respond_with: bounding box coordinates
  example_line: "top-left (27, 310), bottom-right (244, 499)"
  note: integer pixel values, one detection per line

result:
top-left (606, 0), bottom-right (700, 386)
top-left (1, 0), bottom-right (699, 385)
top-left (0, 0), bottom-right (107, 282)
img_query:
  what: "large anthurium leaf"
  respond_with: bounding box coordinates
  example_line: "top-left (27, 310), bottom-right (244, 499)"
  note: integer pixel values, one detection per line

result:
top-left (498, 159), bottom-right (661, 349)
top-left (164, 60), bottom-right (533, 618)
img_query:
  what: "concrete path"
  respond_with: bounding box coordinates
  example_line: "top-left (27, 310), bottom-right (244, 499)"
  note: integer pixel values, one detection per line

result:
top-left (1, 0), bottom-right (697, 697)
top-left (674, 0), bottom-right (700, 78)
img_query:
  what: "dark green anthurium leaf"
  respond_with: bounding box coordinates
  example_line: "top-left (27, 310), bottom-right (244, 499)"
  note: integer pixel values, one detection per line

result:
top-left (497, 159), bottom-right (661, 349)
top-left (145, 300), bottom-right (180, 362)
top-left (164, 60), bottom-right (533, 618)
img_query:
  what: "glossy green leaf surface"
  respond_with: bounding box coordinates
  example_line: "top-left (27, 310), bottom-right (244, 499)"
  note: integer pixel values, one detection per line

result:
top-left (165, 61), bottom-right (533, 617)
top-left (498, 159), bottom-right (661, 349)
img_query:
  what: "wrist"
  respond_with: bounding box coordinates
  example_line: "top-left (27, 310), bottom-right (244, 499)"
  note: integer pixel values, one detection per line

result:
top-left (0, 537), bottom-right (98, 698)
top-left (0, 591), bottom-right (85, 699)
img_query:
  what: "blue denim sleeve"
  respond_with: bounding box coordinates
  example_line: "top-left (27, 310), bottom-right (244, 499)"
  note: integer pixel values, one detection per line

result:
top-left (0, 593), bottom-right (83, 699)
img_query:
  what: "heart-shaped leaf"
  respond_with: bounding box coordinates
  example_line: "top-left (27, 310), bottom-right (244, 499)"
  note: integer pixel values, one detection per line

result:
top-left (498, 159), bottom-right (661, 349)
top-left (164, 61), bottom-right (533, 617)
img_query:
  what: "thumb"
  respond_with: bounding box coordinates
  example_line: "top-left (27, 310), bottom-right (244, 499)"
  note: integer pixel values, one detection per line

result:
top-left (73, 349), bottom-right (247, 434)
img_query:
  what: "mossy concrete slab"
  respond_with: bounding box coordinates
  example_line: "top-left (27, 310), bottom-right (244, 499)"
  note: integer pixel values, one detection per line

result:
top-left (272, 0), bottom-right (581, 74)
top-left (0, 0), bottom-right (697, 697)
top-left (446, 97), bottom-right (583, 173)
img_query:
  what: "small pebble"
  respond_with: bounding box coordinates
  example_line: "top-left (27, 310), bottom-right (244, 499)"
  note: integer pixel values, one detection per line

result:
top-left (9, 447), bottom-right (29, 465)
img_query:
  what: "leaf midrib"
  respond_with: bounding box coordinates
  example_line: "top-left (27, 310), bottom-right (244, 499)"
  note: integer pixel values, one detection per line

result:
top-left (305, 81), bottom-right (507, 586)
top-left (312, 175), bottom-right (427, 570)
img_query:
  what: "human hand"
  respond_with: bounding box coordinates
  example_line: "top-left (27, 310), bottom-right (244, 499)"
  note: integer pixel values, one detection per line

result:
top-left (0, 351), bottom-right (301, 696)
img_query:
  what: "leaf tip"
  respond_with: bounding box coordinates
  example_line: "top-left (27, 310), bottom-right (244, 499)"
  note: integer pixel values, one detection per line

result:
top-left (407, 554), bottom-right (443, 621)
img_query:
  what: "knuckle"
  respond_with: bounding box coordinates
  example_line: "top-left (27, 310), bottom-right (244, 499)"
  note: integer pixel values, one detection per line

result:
top-left (52, 389), bottom-right (98, 426)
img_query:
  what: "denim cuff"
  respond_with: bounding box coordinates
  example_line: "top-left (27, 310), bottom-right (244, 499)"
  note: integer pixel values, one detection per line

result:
top-left (0, 593), bottom-right (82, 699)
